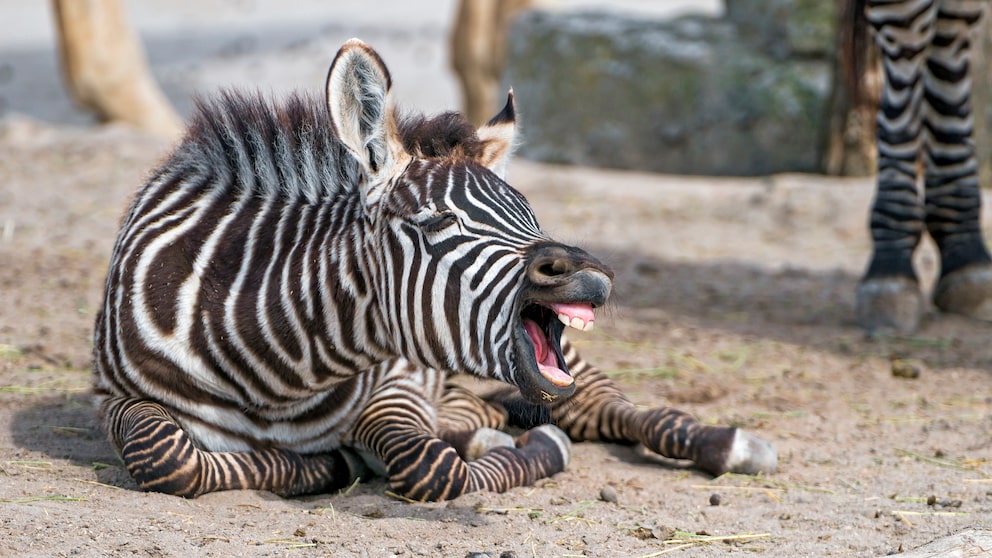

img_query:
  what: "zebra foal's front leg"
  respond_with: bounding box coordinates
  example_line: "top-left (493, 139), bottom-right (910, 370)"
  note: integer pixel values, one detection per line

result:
top-left (100, 397), bottom-right (368, 498)
top-left (497, 341), bottom-right (776, 476)
top-left (349, 360), bottom-right (572, 501)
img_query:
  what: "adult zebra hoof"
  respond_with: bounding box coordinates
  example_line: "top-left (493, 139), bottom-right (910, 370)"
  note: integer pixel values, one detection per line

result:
top-left (855, 276), bottom-right (922, 336)
top-left (933, 264), bottom-right (992, 321)
top-left (723, 430), bottom-right (777, 476)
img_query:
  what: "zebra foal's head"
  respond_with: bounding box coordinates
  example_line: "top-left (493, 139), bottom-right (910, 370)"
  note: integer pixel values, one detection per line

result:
top-left (328, 40), bottom-right (613, 404)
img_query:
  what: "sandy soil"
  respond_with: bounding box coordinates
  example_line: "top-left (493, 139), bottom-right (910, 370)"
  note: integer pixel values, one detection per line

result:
top-left (1, 113), bottom-right (991, 558)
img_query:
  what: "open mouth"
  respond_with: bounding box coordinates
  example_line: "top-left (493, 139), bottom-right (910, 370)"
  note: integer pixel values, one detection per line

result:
top-left (515, 301), bottom-right (597, 402)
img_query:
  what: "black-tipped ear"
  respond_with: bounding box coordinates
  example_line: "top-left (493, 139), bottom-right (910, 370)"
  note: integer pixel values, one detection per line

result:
top-left (326, 38), bottom-right (398, 181)
top-left (476, 89), bottom-right (518, 179)
top-left (486, 89), bottom-right (516, 127)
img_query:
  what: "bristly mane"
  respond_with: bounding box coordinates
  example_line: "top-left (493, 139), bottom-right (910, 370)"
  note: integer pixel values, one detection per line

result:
top-left (396, 111), bottom-right (486, 160)
top-left (176, 90), bottom-right (485, 204)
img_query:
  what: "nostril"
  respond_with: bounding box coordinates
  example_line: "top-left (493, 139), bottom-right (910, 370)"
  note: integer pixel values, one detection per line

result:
top-left (538, 259), bottom-right (570, 277)
top-left (530, 257), bottom-right (576, 285)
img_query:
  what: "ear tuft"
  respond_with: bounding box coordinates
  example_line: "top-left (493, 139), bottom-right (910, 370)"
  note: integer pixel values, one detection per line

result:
top-left (326, 39), bottom-right (397, 181)
top-left (475, 90), bottom-right (518, 179)
top-left (485, 89), bottom-right (516, 127)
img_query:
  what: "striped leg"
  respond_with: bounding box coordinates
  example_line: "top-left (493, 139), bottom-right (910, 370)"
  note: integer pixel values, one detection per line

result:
top-left (924, 0), bottom-right (992, 319)
top-left (349, 360), bottom-right (571, 502)
top-left (856, 0), bottom-right (937, 335)
top-left (100, 397), bottom-right (368, 498)
top-left (493, 340), bottom-right (777, 476)
top-left (436, 383), bottom-right (515, 461)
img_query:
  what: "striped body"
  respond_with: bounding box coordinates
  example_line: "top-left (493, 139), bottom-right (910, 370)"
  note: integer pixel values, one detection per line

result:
top-left (94, 39), bottom-right (776, 501)
top-left (94, 98), bottom-right (540, 453)
top-left (854, 0), bottom-right (992, 334)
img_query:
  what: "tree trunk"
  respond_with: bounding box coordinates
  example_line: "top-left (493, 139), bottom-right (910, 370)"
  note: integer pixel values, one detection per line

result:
top-left (52, 0), bottom-right (182, 138)
top-left (450, 0), bottom-right (535, 126)
top-left (824, 0), bottom-right (878, 177)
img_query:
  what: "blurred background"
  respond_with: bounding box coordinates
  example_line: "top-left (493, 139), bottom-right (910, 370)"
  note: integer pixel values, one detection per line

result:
top-left (2, 0), bottom-right (992, 181)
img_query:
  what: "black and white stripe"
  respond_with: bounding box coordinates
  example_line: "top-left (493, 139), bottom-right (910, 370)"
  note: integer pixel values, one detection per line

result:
top-left (854, 0), bottom-right (992, 334)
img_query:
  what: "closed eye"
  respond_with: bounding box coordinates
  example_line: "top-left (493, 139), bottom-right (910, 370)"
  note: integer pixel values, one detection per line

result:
top-left (420, 211), bottom-right (458, 233)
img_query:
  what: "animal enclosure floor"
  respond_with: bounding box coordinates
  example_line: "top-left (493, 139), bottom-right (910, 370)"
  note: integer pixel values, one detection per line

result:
top-left (1, 119), bottom-right (991, 557)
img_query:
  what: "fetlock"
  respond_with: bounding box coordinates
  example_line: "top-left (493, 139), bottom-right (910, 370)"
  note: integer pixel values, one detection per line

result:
top-left (515, 424), bottom-right (572, 479)
top-left (693, 428), bottom-right (777, 477)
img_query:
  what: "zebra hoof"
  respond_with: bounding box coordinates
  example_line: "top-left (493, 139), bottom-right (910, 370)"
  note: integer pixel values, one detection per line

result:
top-left (933, 264), bottom-right (992, 321)
top-left (855, 276), bottom-right (922, 336)
top-left (724, 430), bottom-right (777, 475)
top-left (464, 428), bottom-right (515, 461)
top-left (517, 424), bottom-right (573, 468)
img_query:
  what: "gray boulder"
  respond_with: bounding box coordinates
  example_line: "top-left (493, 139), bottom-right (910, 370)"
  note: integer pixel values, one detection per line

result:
top-left (505, 9), bottom-right (834, 176)
top-left (725, 0), bottom-right (837, 58)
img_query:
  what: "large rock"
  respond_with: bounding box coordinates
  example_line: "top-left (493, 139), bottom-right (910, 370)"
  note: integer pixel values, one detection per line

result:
top-left (725, 0), bottom-right (837, 58)
top-left (505, 9), bottom-right (834, 176)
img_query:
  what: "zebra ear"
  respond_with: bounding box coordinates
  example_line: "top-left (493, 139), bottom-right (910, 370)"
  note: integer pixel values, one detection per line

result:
top-left (326, 39), bottom-right (399, 182)
top-left (475, 90), bottom-right (518, 180)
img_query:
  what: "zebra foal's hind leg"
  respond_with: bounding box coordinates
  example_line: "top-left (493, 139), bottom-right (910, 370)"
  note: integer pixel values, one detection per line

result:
top-left (923, 0), bottom-right (992, 320)
top-left (100, 397), bottom-right (368, 498)
top-left (492, 342), bottom-right (777, 477)
top-left (349, 360), bottom-right (571, 502)
top-left (435, 383), bottom-right (515, 461)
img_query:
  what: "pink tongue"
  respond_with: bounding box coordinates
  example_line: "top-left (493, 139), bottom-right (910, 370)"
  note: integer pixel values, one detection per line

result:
top-left (547, 302), bottom-right (596, 326)
top-left (522, 318), bottom-right (574, 387)
top-left (523, 319), bottom-right (548, 362)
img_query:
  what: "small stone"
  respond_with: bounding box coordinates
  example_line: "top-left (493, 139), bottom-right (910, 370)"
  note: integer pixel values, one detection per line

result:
top-left (927, 495), bottom-right (937, 506)
top-left (709, 493), bottom-right (722, 506)
top-left (499, 552), bottom-right (518, 558)
top-left (651, 524), bottom-right (675, 540)
top-left (599, 485), bottom-right (618, 504)
top-left (890, 358), bottom-right (922, 379)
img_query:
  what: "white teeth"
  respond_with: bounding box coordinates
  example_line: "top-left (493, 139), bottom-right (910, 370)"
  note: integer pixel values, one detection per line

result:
top-left (559, 313), bottom-right (595, 332)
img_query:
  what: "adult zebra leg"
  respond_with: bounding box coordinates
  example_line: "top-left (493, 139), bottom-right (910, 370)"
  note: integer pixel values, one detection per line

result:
top-left (855, 0), bottom-right (938, 335)
top-left (923, 0), bottom-right (992, 320)
top-left (349, 361), bottom-right (571, 501)
top-left (100, 397), bottom-right (368, 498)
top-left (493, 340), bottom-right (777, 476)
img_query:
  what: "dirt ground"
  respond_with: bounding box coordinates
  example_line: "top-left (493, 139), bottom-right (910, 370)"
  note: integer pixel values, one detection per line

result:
top-left (1, 114), bottom-right (991, 558)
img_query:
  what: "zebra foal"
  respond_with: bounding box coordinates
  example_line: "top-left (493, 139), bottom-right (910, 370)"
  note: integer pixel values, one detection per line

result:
top-left (93, 39), bottom-right (776, 501)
